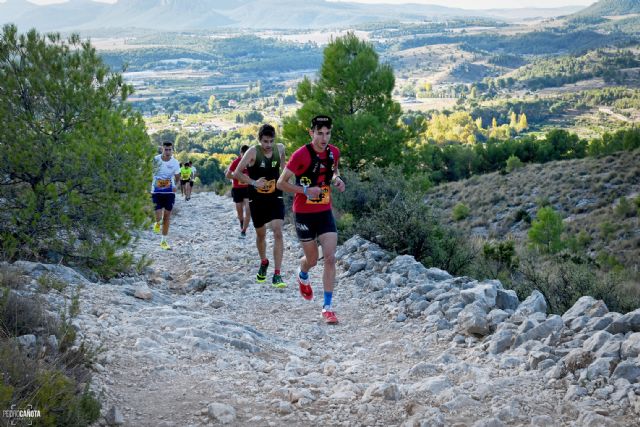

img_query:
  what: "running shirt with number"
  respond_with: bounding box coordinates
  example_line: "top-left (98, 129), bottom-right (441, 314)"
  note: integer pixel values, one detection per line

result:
top-left (228, 157), bottom-right (249, 189)
top-left (286, 144), bottom-right (340, 214)
top-left (247, 145), bottom-right (283, 200)
top-left (151, 155), bottom-right (180, 193)
top-left (180, 166), bottom-right (192, 180)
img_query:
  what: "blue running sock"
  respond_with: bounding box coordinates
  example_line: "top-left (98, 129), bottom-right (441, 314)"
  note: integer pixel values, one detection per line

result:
top-left (299, 270), bottom-right (309, 280)
top-left (324, 291), bottom-right (333, 309)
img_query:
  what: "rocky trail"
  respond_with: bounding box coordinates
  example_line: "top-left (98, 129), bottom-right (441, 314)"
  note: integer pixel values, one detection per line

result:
top-left (10, 192), bottom-right (640, 426)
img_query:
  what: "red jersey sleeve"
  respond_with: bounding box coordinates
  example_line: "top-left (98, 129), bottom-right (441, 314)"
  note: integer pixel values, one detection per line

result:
top-left (285, 146), bottom-right (312, 174)
top-left (229, 157), bottom-right (248, 188)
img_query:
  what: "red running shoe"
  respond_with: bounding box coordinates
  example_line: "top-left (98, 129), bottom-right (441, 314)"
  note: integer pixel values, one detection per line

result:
top-left (297, 269), bottom-right (313, 301)
top-left (322, 308), bottom-right (339, 324)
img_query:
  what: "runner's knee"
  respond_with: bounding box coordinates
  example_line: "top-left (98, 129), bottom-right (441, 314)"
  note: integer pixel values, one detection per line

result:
top-left (323, 251), bottom-right (336, 266)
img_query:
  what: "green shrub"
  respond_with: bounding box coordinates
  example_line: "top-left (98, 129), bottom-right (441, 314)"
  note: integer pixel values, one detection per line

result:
top-left (513, 208), bottom-right (531, 224)
top-left (336, 212), bottom-right (355, 241)
top-left (614, 196), bottom-right (636, 218)
top-left (566, 230), bottom-right (592, 253)
top-left (354, 193), bottom-right (475, 276)
top-left (69, 288), bottom-right (81, 318)
top-left (599, 221), bottom-right (618, 240)
top-left (0, 266), bottom-right (23, 289)
top-left (0, 289), bottom-right (53, 337)
top-left (514, 248), bottom-right (640, 314)
top-left (505, 154), bottom-right (524, 172)
top-left (0, 289), bottom-right (100, 426)
top-left (535, 196), bottom-right (551, 207)
top-left (332, 165), bottom-right (411, 220)
top-left (528, 206), bottom-right (564, 253)
top-left (452, 203), bottom-right (471, 221)
top-left (37, 274), bottom-right (68, 293)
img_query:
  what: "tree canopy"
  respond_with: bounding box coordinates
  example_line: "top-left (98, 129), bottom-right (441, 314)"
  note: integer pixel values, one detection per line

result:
top-left (283, 32), bottom-right (406, 170)
top-left (0, 25), bottom-right (153, 276)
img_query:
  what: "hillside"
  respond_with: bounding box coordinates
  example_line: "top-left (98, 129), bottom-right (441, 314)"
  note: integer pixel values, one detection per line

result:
top-left (425, 149), bottom-right (640, 270)
top-left (572, 0), bottom-right (640, 19)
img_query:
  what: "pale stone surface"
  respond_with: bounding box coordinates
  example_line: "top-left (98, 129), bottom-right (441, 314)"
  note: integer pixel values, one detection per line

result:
top-left (9, 192), bottom-right (639, 426)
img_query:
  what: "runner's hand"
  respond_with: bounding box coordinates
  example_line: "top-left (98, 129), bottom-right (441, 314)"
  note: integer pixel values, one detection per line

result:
top-left (332, 177), bottom-right (346, 192)
top-left (254, 177), bottom-right (266, 190)
top-left (306, 186), bottom-right (322, 198)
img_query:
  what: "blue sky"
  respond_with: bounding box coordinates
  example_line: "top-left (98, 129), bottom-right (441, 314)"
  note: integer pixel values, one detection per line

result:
top-left (20, 0), bottom-right (596, 9)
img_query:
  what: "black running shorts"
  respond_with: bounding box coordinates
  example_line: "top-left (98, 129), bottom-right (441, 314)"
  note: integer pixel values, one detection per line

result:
top-left (152, 193), bottom-right (176, 211)
top-left (249, 197), bottom-right (285, 229)
top-left (294, 210), bottom-right (337, 242)
top-left (231, 187), bottom-right (250, 203)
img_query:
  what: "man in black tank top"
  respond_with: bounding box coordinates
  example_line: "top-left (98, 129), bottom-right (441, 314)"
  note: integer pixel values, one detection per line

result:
top-left (232, 124), bottom-right (287, 288)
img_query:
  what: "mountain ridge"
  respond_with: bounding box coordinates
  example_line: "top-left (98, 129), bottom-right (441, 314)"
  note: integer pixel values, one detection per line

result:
top-left (0, 0), bottom-right (585, 31)
top-left (571, 0), bottom-right (640, 19)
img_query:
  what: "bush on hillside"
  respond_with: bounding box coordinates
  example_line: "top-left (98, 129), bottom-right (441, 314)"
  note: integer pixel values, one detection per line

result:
top-left (0, 269), bottom-right (100, 426)
top-left (452, 203), bottom-right (470, 221)
top-left (505, 154), bottom-right (524, 172)
top-left (528, 206), bottom-right (564, 254)
top-left (516, 251), bottom-right (640, 314)
top-left (333, 166), bottom-right (475, 276)
top-left (0, 25), bottom-right (153, 277)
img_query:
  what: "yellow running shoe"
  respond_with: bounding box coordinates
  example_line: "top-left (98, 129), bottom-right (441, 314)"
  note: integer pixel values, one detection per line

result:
top-left (153, 222), bottom-right (161, 234)
top-left (271, 274), bottom-right (287, 288)
top-left (160, 240), bottom-right (170, 250)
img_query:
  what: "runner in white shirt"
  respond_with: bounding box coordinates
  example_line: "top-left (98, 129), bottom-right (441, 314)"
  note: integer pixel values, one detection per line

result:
top-left (151, 141), bottom-right (181, 250)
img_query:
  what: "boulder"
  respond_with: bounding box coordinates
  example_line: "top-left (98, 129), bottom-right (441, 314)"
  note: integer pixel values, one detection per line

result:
top-left (562, 296), bottom-right (608, 324)
top-left (513, 290), bottom-right (547, 317)
top-left (605, 308), bottom-right (640, 334)
top-left (458, 303), bottom-right (490, 336)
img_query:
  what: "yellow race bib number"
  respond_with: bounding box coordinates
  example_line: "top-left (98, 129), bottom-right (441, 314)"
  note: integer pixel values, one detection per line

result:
top-left (306, 185), bottom-right (331, 205)
top-left (256, 179), bottom-right (276, 194)
top-left (156, 179), bottom-right (171, 189)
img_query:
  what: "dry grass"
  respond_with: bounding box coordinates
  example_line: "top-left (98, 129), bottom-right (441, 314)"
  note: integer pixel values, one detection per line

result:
top-left (426, 149), bottom-right (640, 270)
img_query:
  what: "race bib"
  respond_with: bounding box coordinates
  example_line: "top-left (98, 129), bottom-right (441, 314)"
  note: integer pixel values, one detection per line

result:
top-left (256, 179), bottom-right (276, 194)
top-left (154, 178), bottom-right (172, 192)
top-left (306, 185), bottom-right (331, 205)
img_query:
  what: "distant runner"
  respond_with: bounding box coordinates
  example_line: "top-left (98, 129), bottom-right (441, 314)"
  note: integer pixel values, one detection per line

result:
top-left (189, 161), bottom-right (197, 197)
top-left (232, 124), bottom-right (287, 288)
top-left (225, 145), bottom-right (251, 238)
top-left (151, 141), bottom-right (181, 250)
top-left (277, 115), bottom-right (345, 324)
top-left (180, 161), bottom-right (193, 201)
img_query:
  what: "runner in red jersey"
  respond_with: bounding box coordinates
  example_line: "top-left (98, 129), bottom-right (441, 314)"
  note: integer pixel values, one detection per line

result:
top-left (225, 145), bottom-right (251, 238)
top-left (277, 115), bottom-right (346, 324)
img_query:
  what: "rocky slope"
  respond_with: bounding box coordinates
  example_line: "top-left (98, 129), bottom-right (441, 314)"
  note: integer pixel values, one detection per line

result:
top-left (6, 191), bottom-right (640, 426)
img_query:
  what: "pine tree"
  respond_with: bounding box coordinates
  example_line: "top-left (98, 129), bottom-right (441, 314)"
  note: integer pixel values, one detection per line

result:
top-left (282, 32), bottom-right (406, 169)
top-left (528, 206), bottom-right (564, 253)
top-left (0, 25), bottom-right (153, 276)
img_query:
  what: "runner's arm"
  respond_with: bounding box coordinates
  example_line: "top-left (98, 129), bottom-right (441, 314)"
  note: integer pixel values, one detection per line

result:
top-left (224, 164), bottom-right (234, 180)
top-left (331, 166), bottom-right (346, 192)
top-left (277, 167), bottom-right (321, 198)
top-left (232, 147), bottom-right (260, 186)
top-left (278, 143), bottom-right (286, 169)
top-left (276, 168), bottom-right (301, 193)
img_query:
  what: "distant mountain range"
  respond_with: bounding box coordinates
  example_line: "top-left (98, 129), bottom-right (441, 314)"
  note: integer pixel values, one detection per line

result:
top-left (0, 0), bottom-right (586, 31)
